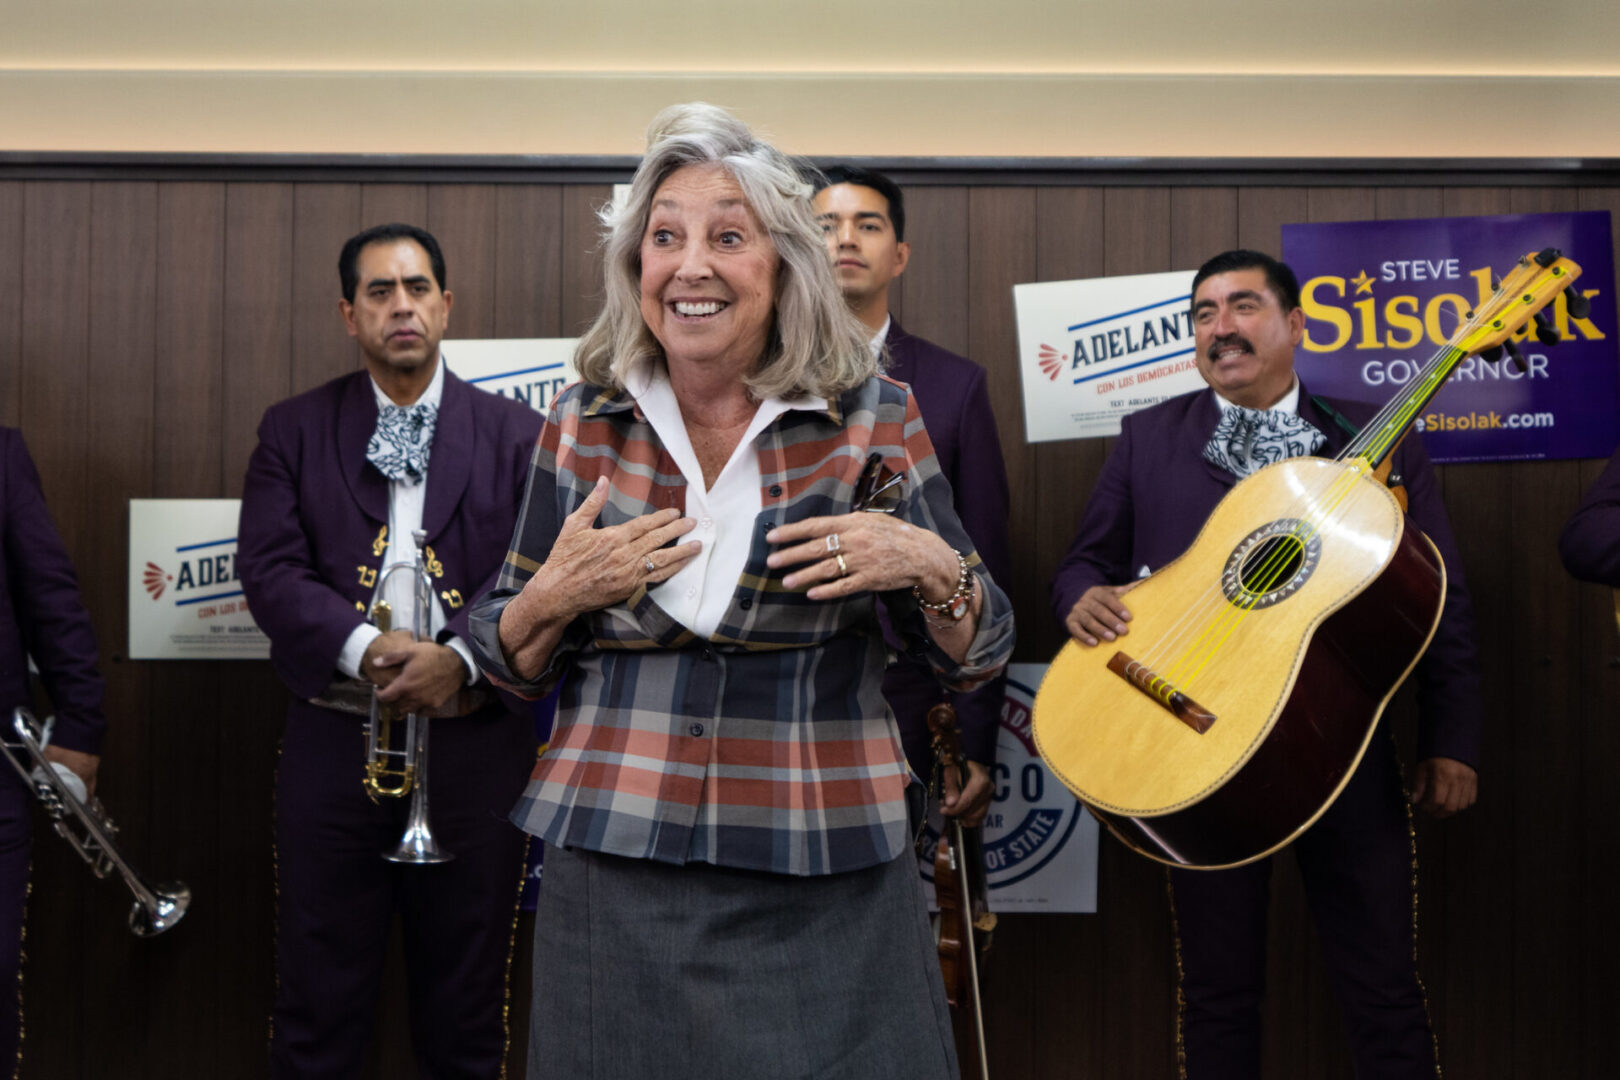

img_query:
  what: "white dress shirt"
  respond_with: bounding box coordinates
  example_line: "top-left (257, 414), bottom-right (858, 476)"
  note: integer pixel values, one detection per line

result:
top-left (1211, 374), bottom-right (1302, 416)
top-left (336, 356), bottom-right (480, 683)
top-left (625, 358), bottom-right (826, 639)
top-left (867, 315), bottom-right (893, 360)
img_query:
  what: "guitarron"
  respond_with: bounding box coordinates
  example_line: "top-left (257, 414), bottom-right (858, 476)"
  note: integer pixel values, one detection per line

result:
top-left (1033, 249), bottom-right (1582, 869)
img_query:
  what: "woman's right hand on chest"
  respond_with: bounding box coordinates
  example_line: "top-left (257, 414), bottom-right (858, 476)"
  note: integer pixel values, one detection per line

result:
top-left (529, 476), bottom-right (702, 618)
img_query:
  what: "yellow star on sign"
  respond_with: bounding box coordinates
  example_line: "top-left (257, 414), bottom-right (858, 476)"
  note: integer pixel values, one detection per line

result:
top-left (1351, 270), bottom-right (1375, 295)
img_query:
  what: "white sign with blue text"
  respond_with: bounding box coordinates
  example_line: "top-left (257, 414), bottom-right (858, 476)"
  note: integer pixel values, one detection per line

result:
top-left (442, 338), bottom-right (579, 415)
top-left (1015, 269), bottom-right (1203, 441)
top-left (128, 499), bottom-right (268, 659)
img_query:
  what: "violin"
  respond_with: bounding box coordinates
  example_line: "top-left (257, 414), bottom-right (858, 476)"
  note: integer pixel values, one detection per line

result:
top-left (927, 702), bottom-right (996, 1078)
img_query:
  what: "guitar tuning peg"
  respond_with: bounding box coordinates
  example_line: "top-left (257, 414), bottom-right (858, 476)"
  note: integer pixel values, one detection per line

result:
top-left (1532, 309), bottom-right (1561, 347)
top-left (1565, 285), bottom-right (1591, 319)
top-left (1503, 338), bottom-right (1528, 374)
top-left (1478, 345), bottom-right (1504, 365)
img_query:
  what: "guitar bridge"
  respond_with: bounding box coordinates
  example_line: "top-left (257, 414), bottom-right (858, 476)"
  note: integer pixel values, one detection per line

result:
top-left (1107, 652), bottom-right (1217, 734)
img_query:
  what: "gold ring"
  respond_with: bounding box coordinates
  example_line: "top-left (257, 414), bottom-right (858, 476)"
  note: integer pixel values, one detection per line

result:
top-left (834, 552), bottom-right (849, 577)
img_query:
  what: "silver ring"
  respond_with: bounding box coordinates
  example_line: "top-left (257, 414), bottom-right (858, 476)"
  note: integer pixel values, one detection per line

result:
top-left (643, 555), bottom-right (656, 574)
top-left (826, 532), bottom-right (841, 553)
top-left (834, 553), bottom-right (849, 577)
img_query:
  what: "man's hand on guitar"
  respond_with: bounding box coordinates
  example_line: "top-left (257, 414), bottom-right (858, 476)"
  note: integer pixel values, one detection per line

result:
top-left (1065, 582), bottom-right (1139, 647)
top-left (942, 760), bottom-right (993, 827)
top-left (1410, 757), bottom-right (1477, 818)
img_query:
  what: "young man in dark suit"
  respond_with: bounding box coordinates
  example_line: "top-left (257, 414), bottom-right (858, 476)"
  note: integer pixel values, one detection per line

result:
top-left (238, 224), bottom-right (541, 1078)
top-left (1052, 250), bottom-right (1481, 1078)
top-left (812, 166), bottom-right (1012, 826)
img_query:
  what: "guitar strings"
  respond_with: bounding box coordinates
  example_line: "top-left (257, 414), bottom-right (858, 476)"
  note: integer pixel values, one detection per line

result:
top-left (1131, 446), bottom-right (1370, 696)
top-left (1158, 271), bottom-right (1537, 695)
top-left (1134, 354), bottom-right (1453, 690)
top-left (1129, 267), bottom-right (1529, 702)
top-left (1158, 463), bottom-right (1365, 692)
top-left (1170, 340), bottom-right (1477, 692)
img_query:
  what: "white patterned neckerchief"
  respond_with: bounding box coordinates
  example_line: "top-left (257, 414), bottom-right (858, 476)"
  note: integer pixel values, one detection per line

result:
top-left (1202, 405), bottom-right (1325, 479)
top-left (366, 401), bottom-right (437, 485)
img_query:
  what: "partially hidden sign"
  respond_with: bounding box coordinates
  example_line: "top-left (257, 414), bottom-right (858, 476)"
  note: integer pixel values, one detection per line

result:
top-left (1015, 269), bottom-right (1203, 442)
top-left (917, 663), bottom-right (1099, 914)
top-left (442, 338), bottom-right (578, 414)
top-left (128, 499), bottom-right (267, 659)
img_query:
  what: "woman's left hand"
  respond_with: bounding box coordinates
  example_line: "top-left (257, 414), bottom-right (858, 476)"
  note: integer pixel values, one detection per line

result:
top-left (766, 514), bottom-right (958, 602)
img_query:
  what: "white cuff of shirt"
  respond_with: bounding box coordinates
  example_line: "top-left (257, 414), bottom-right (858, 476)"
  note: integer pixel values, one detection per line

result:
top-left (444, 635), bottom-right (482, 686)
top-left (337, 623), bottom-right (381, 680)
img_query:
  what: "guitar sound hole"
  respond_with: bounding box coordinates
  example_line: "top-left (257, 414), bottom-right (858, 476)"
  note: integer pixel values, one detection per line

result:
top-left (1221, 519), bottom-right (1322, 610)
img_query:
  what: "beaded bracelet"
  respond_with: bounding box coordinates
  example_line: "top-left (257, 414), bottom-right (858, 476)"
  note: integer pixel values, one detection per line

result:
top-left (913, 549), bottom-right (975, 622)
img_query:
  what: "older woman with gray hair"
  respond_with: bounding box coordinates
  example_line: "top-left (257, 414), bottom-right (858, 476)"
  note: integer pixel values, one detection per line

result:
top-left (469, 102), bottom-right (1012, 1079)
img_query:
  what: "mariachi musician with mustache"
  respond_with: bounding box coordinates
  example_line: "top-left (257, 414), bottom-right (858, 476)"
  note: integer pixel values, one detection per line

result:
top-left (1051, 250), bottom-right (1481, 1079)
top-left (237, 224), bottom-right (540, 1078)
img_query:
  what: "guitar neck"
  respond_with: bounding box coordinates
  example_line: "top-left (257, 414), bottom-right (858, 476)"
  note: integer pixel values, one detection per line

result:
top-left (1334, 343), bottom-right (1468, 470)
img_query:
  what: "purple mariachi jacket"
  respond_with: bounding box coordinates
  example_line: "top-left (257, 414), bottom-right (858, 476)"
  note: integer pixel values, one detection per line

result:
top-left (881, 320), bottom-right (1013, 769)
top-left (237, 367), bottom-right (542, 704)
top-left (1559, 447), bottom-right (1620, 587)
top-left (1049, 385), bottom-right (1482, 769)
top-left (0, 428), bottom-right (105, 754)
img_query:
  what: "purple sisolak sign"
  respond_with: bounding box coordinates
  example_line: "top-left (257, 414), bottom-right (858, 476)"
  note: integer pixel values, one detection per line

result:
top-left (1282, 211), bottom-right (1619, 463)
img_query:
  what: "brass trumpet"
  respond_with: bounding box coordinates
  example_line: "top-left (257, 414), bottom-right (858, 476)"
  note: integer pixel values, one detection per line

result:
top-left (1, 707), bottom-right (190, 937)
top-left (365, 528), bottom-right (452, 864)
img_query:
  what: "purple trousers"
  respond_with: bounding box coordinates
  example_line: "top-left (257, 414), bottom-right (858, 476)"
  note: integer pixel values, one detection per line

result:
top-left (270, 701), bottom-right (534, 1079)
top-left (0, 769), bottom-right (27, 1075)
top-left (1169, 733), bottom-right (1438, 1079)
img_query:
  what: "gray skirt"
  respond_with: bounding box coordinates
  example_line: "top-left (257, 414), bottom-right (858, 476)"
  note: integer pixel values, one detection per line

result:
top-left (529, 844), bottom-right (960, 1080)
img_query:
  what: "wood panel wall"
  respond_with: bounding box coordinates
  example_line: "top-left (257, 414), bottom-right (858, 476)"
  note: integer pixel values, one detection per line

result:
top-left (2, 165), bottom-right (1616, 1079)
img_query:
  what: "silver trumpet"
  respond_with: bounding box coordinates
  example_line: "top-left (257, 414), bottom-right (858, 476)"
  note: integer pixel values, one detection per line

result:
top-left (365, 527), bottom-right (452, 864)
top-left (1, 707), bottom-right (190, 937)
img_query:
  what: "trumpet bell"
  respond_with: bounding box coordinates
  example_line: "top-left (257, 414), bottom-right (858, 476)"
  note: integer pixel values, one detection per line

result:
top-left (6, 707), bottom-right (192, 937)
top-left (385, 823), bottom-right (453, 865)
top-left (130, 882), bottom-right (191, 937)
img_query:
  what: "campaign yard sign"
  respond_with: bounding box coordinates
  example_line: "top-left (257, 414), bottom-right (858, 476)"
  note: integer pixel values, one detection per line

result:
top-left (1015, 269), bottom-right (1204, 442)
top-left (128, 499), bottom-right (268, 659)
top-left (917, 663), bottom-right (1099, 914)
top-left (442, 338), bottom-right (579, 415)
top-left (1282, 211), bottom-right (1620, 463)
